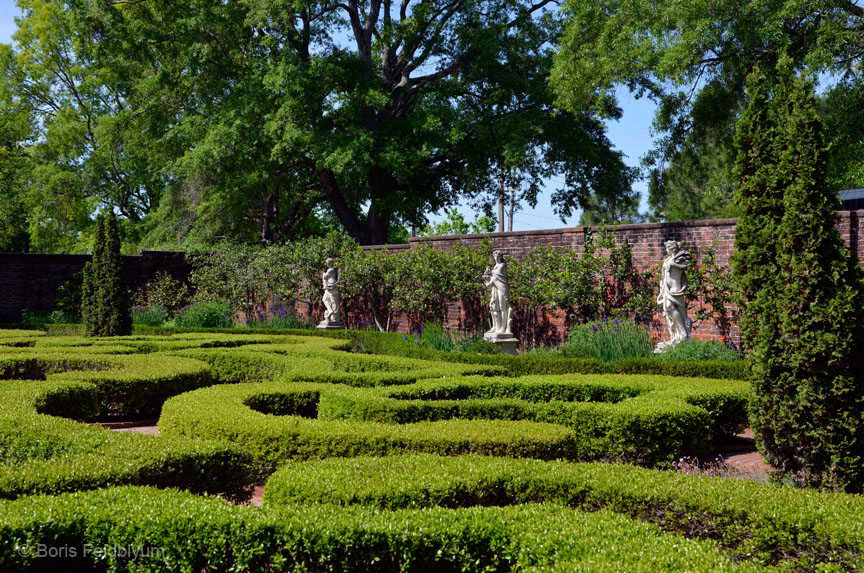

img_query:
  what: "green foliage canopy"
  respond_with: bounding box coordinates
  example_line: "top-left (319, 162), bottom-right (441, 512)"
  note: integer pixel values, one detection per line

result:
top-left (553, 0), bottom-right (864, 220)
top-left (7, 0), bottom-right (637, 249)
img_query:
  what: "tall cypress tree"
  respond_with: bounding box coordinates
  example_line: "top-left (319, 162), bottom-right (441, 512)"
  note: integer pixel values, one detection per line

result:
top-left (81, 216), bottom-right (105, 336)
top-left (731, 64), bottom-right (784, 362)
top-left (81, 213), bottom-right (132, 337)
top-left (735, 56), bottom-right (864, 491)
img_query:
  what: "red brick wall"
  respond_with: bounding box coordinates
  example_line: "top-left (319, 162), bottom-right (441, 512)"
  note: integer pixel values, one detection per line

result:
top-left (331, 210), bottom-right (864, 348)
top-left (0, 250), bottom-right (190, 322)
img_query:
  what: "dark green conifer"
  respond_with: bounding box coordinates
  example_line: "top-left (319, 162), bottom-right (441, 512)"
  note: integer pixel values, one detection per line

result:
top-left (735, 56), bottom-right (864, 491)
top-left (81, 213), bottom-right (132, 337)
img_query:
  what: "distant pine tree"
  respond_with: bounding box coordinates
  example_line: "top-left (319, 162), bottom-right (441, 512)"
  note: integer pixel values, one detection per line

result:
top-left (81, 213), bottom-right (132, 337)
top-left (735, 55), bottom-right (864, 492)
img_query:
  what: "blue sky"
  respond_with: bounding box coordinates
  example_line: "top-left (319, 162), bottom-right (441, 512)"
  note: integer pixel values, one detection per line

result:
top-left (0, 1), bottom-right (658, 232)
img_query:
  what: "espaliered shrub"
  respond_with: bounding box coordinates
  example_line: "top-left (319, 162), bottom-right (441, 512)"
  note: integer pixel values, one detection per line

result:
top-left (0, 487), bottom-right (751, 573)
top-left (81, 213), bottom-right (132, 337)
top-left (264, 454), bottom-right (864, 569)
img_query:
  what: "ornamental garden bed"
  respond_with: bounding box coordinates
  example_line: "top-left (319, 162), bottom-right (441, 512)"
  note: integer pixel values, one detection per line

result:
top-left (0, 327), bottom-right (858, 571)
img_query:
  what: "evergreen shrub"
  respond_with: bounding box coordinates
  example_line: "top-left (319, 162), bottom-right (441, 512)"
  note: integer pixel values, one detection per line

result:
top-left (733, 58), bottom-right (864, 491)
top-left (81, 213), bottom-right (132, 337)
top-left (173, 302), bottom-right (235, 328)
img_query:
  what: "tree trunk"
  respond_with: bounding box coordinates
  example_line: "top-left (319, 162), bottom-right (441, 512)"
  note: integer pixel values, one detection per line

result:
top-left (317, 168), bottom-right (392, 245)
top-left (498, 168), bottom-right (505, 233)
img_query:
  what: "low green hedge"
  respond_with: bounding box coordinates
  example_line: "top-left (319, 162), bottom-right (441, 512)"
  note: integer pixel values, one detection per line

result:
top-left (0, 486), bottom-right (753, 572)
top-left (0, 328), bottom-right (767, 570)
top-left (159, 382), bottom-right (579, 472)
top-left (264, 454), bottom-right (864, 569)
top-left (0, 351), bottom-right (212, 418)
top-left (175, 338), bottom-right (504, 387)
top-left (0, 379), bottom-right (252, 500)
top-left (317, 374), bottom-right (750, 465)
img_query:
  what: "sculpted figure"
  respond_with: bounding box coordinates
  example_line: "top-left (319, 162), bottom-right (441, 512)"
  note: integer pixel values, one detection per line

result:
top-left (656, 240), bottom-right (691, 348)
top-left (483, 250), bottom-right (512, 337)
top-left (317, 258), bottom-right (344, 329)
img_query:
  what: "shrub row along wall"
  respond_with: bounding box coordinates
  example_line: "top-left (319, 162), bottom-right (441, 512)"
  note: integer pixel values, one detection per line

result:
top-left (296, 210), bottom-right (863, 347)
top-left (0, 250), bottom-right (189, 323)
top-left (3, 212), bottom-right (862, 345)
top-left (368, 218), bottom-right (743, 346)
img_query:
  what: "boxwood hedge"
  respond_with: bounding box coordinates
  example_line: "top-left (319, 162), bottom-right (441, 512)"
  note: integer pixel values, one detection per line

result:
top-left (264, 454), bottom-right (864, 569)
top-left (317, 374), bottom-right (748, 464)
top-left (0, 486), bottom-right (754, 572)
top-left (0, 378), bottom-right (252, 500)
top-left (0, 336), bottom-right (260, 500)
top-left (159, 382), bottom-right (579, 472)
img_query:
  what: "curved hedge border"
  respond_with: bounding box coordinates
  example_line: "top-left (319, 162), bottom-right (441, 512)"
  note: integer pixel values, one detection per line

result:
top-left (0, 377), bottom-right (252, 500)
top-left (317, 374), bottom-right (749, 465)
top-left (1, 328), bottom-right (862, 571)
top-left (0, 486), bottom-right (753, 572)
top-left (159, 382), bottom-right (578, 472)
top-left (0, 350), bottom-right (212, 418)
top-left (174, 339), bottom-right (505, 387)
top-left (263, 454), bottom-right (864, 569)
top-left (0, 336), bottom-right (260, 500)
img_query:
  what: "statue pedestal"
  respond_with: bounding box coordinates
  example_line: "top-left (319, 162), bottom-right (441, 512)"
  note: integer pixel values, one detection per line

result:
top-left (485, 332), bottom-right (519, 355)
top-left (653, 341), bottom-right (674, 354)
top-left (653, 336), bottom-right (689, 354)
top-left (316, 320), bottom-right (345, 330)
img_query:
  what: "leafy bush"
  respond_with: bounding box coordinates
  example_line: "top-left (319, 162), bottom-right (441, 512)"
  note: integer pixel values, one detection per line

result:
top-left (454, 335), bottom-right (499, 354)
top-left (19, 309), bottom-right (81, 326)
top-left (562, 319), bottom-right (652, 362)
top-left (655, 339), bottom-right (740, 362)
top-left (133, 271), bottom-right (190, 319)
top-left (173, 302), bottom-right (235, 328)
top-left (131, 306), bottom-right (165, 327)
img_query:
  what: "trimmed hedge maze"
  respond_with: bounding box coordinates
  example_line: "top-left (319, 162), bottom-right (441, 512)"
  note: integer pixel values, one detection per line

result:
top-left (0, 327), bottom-right (859, 571)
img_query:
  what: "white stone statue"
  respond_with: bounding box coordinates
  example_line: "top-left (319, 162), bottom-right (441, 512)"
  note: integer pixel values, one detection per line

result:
top-left (483, 250), bottom-right (513, 339)
top-left (655, 240), bottom-right (691, 350)
top-left (317, 258), bottom-right (345, 330)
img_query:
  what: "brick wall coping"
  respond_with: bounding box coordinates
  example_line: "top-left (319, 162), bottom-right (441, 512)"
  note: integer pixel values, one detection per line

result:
top-left (394, 210), bottom-right (864, 246)
top-left (406, 217), bottom-right (741, 246)
top-left (363, 243), bottom-right (411, 251)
